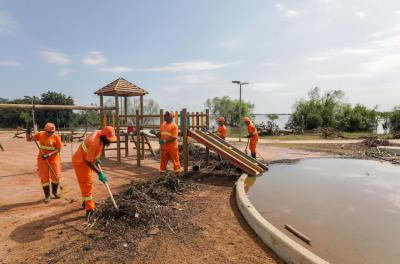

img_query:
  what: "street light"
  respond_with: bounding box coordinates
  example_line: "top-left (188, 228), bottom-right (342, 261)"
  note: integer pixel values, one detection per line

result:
top-left (232, 81), bottom-right (249, 142)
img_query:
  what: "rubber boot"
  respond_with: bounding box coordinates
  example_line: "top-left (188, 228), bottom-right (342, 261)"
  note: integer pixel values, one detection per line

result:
top-left (43, 185), bottom-right (51, 204)
top-left (251, 153), bottom-right (257, 159)
top-left (51, 182), bottom-right (61, 199)
top-left (85, 210), bottom-right (94, 222)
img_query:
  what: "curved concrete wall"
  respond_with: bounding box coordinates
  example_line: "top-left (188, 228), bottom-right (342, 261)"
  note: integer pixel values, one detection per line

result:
top-left (236, 174), bottom-right (330, 264)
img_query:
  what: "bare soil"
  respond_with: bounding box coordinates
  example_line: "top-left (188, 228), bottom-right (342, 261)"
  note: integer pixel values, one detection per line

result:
top-left (0, 133), bottom-right (324, 264)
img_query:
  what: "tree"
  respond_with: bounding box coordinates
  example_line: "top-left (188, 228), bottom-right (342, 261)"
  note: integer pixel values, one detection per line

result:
top-left (389, 106), bottom-right (400, 132)
top-left (205, 96), bottom-right (254, 126)
top-left (287, 87), bottom-right (377, 132)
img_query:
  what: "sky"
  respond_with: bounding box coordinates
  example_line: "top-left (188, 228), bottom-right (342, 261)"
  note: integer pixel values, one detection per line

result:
top-left (1, 0), bottom-right (400, 113)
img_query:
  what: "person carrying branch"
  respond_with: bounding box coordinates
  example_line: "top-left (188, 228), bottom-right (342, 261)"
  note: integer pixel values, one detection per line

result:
top-left (243, 117), bottom-right (259, 159)
top-left (27, 123), bottom-right (62, 203)
top-left (72, 126), bottom-right (116, 219)
top-left (158, 111), bottom-right (181, 176)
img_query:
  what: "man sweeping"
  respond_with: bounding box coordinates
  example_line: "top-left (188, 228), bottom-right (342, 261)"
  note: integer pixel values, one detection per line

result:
top-left (28, 123), bottom-right (62, 203)
top-left (158, 111), bottom-right (181, 175)
top-left (72, 126), bottom-right (116, 218)
top-left (216, 117), bottom-right (227, 140)
top-left (243, 117), bottom-right (259, 159)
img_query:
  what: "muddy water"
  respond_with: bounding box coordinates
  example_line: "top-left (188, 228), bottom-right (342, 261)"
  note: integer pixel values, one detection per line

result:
top-left (247, 158), bottom-right (400, 264)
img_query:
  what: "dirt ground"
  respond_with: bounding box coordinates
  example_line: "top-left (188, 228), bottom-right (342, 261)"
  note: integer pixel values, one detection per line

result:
top-left (0, 132), bottom-right (326, 264)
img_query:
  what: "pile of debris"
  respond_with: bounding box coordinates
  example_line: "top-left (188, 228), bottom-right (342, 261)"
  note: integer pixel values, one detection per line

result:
top-left (361, 137), bottom-right (390, 147)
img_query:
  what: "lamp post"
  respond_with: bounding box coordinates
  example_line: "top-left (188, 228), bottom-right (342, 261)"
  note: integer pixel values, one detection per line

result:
top-left (232, 81), bottom-right (249, 142)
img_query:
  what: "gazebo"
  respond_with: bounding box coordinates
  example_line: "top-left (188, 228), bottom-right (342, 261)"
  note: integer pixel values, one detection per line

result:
top-left (95, 77), bottom-right (148, 161)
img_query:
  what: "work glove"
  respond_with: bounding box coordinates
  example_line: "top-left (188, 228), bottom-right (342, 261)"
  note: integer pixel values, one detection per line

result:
top-left (96, 158), bottom-right (102, 165)
top-left (98, 171), bottom-right (108, 183)
top-left (159, 139), bottom-right (165, 145)
top-left (41, 154), bottom-right (49, 159)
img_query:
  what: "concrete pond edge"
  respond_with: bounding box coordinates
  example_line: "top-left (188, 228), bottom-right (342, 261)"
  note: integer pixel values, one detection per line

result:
top-left (236, 174), bottom-right (330, 264)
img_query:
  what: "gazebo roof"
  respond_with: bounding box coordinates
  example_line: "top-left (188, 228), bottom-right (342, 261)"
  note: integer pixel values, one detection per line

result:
top-left (95, 77), bottom-right (148, 97)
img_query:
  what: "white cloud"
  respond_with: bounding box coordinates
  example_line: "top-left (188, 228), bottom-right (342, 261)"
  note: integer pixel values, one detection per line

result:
top-left (395, 11), bottom-right (400, 15)
top-left (0, 60), bottom-right (20, 67)
top-left (98, 66), bottom-right (133, 73)
top-left (146, 61), bottom-right (234, 72)
top-left (259, 62), bottom-right (278, 67)
top-left (251, 82), bottom-right (285, 92)
top-left (363, 53), bottom-right (400, 73)
top-left (40, 49), bottom-right (71, 65)
top-left (82, 51), bottom-right (107, 66)
top-left (0, 10), bottom-right (17, 34)
top-left (369, 31), bottom-right (385, 38)
top-left (275, 4), bottom-right (286, 11)
top-left (319, 0), bottom-right (332, 3)
top-left (176, 74), bottom-right (216, 84)
top-left (355, 11), bottom-right (366, 18)
top-left (57, 69), bottom-right (71, 77)
top-left (285, 9), bottom-right (298, 17)
top-left (317, 73), bottom-right (367, 79)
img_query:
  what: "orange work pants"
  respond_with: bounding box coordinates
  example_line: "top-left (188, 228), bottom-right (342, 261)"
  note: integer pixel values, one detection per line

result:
top-left (37, 156), bottom-right (61, 186)
top-left (249, 137), bottom-right (258, 155)
top-left (160, 147), bottom-right (181, 172)
top-left (73, 162), bottom-right (95, 211)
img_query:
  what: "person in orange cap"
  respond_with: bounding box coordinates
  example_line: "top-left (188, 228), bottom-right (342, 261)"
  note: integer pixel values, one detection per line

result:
top-left (72, 126), bottom-right (116, 219)
top-left (243, 117), bottom-right (259, 159)
top-left (28, 122), bottom-right (62, 203)
top-left (216, 117), bottom-right (227, 140)
top-left (158, 111), bottom-right (181, 175)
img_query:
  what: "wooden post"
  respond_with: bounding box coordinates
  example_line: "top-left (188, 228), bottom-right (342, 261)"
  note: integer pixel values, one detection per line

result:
top-left (175, 111), bottom-right (179, 125)
top-left (196, 112), bottom-right (200, 129)
top-left (99, 95), bottom-right (104, 128)
top-left (115, 95), bottom-right (121, 162)
top-left (160, 109), bottom-right (164, 125)
top-left (205, 109), bottom-right (210, 165)
top-left (182, 108), bottom-right (188, 174)
top-left (124, 96), bottom-right (128, 126)
top-left (136, 110), bottom-right (141, 167)
top-left (125, 133), bottom-right (128, 157)
top-left (200, 112), bottom-right (204, 128)
top-left (140, 95), bottom-right (145, 160)
top-left (191, 112), bottom-right (195, 129)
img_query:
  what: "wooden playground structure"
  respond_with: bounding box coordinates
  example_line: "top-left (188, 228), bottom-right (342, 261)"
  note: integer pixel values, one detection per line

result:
top-left (0, 77), bottom-right (266, 176)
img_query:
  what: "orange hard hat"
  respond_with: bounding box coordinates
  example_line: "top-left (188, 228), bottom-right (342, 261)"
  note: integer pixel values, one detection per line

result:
top-left (217, 117), bottom-right (225, 122)
top-left (243, 117), bottom-right (251, 122)
top-left (100, 126), bottom-right (117, 142)
top-left (165, 111), bottom-right (175, 118)
top-left (44, 122), bottom-right (56, 132)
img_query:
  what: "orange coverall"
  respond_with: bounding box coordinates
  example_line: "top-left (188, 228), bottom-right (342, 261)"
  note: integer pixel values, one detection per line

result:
top-left (72, 131), bottom-right (103, 211)
top-left (247, 122), bottom-right (259, 155)
top-left (34, 131), bottom-right (62, 186)
top-left (159, 122), bottom-right (181, 173)
top-left (217, 124), bottom-right (227, 140)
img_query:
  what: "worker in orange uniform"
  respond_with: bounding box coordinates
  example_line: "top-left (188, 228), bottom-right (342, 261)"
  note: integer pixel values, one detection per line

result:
top-left (243, 117), bottom-right (259, 159)
top-left (72, 126), bottom-right (116, 219)
top-left (159, 111), bottom-right (181, 175)
top-left (28, 123), bottom-right (62, 203)
top-left (216, 117), bottom-right (227, 140)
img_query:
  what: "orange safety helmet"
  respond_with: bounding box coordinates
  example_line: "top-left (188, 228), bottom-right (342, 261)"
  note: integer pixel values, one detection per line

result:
top-left (100, 126), bottom-right (117, 142)
top-left (44, 122), bottom-right (56, 132)
top-left (165, 111), bottom-right (175, 118)
top-left (217, 117), bottom-right (225, 122)
top-left (243, 117), bottom-right (251, 123)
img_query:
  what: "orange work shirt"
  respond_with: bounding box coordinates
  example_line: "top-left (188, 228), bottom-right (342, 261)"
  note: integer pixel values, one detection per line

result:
top-left (72, 131), bottom-right (104, 164)
top-left (160, 122), bottom-right (179, 150)
top-left (247, 122), bottom-right (259, 140)
top-left (217, 125), bottom-right (227, 140)
top-left (34, 131), bottom-right (62, 161)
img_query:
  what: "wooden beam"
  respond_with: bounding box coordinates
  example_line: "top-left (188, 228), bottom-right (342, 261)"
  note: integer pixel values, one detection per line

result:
top-left (115, 95), bottom-right (121, 162)
top-left (124, 96), bottom-right (128, 126)
top-left (0, 104), bottom-right (114, 111)
top-left (136, 109), bottom-right (141, 167)
top-left (140, 95), bottom-right (145, 160)
top-left (99, 95), bottom-right (104, 128)
top-left (205, 109), bottom-right (210, 165)
top-left (182, 108), bottom-right (188, 173)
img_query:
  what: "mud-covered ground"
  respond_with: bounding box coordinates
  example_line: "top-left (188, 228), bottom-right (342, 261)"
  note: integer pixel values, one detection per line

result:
top-left (0, 132), bottom-right (325, 264)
